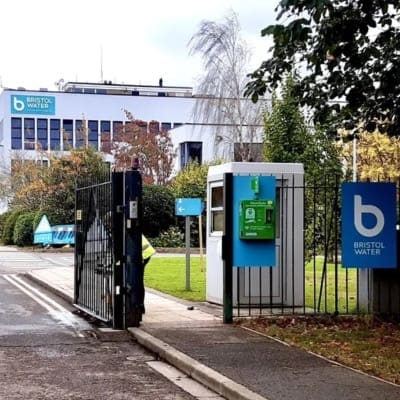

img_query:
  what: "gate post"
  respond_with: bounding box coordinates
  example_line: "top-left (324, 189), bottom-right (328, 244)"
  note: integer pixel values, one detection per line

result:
top-left (222, 173), bottom-right (233, 323)
top-left (123, 165), bottom-right (143, 328)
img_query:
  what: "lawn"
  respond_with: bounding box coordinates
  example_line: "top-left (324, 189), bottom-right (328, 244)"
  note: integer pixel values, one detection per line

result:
top-left (145, 256), bottom-right (358, 313)
top-left (144, 256), bottom-right (206, 302)
top-left (305, 258), bottom-right (358, 314)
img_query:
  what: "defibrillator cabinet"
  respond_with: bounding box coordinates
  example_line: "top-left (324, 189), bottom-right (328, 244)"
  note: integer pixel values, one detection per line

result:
top-left (239, 199), bottom-right (275, 240)
top-left (206, 162), bottom-right (304, 308)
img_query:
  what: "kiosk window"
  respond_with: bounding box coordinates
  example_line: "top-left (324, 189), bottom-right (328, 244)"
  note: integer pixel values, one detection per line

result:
top-left (210, 186), bottom-right (224, 233)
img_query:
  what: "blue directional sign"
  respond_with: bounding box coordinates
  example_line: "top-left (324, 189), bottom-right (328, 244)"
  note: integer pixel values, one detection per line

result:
top-left (175, 198), bottom-right (202, 216)
top-left (342, 182), bottom-right (397, 268)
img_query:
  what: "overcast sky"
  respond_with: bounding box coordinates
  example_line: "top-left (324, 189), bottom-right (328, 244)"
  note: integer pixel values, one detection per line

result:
top-left (0, 0), bottom-right (279, 91)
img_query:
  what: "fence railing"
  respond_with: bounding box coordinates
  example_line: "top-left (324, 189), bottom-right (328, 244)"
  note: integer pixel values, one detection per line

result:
top-left (232, 179), bottom-right (400, 318)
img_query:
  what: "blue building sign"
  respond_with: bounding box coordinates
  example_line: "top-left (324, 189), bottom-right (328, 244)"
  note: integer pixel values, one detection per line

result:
top-left (11, 95), bottom-right (56, 115)
top-left (342, 183), bottom-right (397, 268)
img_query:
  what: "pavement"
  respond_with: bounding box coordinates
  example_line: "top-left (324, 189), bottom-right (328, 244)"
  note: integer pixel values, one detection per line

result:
top-left (25, 265), bottom-right (400, 400)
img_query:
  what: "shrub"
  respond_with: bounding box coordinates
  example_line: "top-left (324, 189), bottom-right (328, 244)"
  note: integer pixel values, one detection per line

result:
top-left (14, 212), bottom-right (36, 247)
top-left (150, 226), bottom-right (185, 248)
top-left (2, 209), bottom-right (25, 245)
top-left (142, 184), bottom-right (176, 238)
top-left (0, 211), bottom-right (11, 243)
top-left (170, 161), bottom-right (209, 199)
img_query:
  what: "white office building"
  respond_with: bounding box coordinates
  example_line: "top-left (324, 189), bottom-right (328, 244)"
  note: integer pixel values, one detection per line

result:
top-left (0, 80), bottom-right (264, 196)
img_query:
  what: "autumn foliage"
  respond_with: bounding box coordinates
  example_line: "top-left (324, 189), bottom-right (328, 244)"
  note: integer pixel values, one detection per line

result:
top-left (9, 146), bottom-right (108, 224)
top-left (338, 130), bottom-right (400, 181)
top-left (110, 111), bottom-right (176, 185)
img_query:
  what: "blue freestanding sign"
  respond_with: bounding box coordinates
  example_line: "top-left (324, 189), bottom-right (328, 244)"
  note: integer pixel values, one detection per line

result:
top-left (175, 198), bottom-right (202, 216)
top-left (342, 183), bottom-right (397, 268)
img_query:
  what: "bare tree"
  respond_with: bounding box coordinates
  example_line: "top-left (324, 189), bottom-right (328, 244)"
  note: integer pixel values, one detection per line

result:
top-left (188, 10), bottom-right (265, 161)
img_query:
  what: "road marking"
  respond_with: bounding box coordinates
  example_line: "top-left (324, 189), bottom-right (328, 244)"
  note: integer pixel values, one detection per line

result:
top-left (3, 274), bottom-right (87, 336)
top-left (39, 255), bottom-right (73, 267)
top-left (0, 255), bottom-right (55, 267)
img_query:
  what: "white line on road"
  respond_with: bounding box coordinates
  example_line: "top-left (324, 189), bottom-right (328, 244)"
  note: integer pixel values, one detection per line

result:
top-left (3, 274), bottom-right (87, 336)
top-left (39, 255), bottom-right (73, 267)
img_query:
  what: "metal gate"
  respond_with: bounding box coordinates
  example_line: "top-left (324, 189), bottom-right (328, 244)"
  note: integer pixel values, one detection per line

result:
top-left (74, 168), bottom-right (143, 329)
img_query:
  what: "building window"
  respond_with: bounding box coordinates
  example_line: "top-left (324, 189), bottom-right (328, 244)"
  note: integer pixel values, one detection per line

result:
top-left (161, 122), bottom-right (171, 131)
top-left (63, 119), bottom-right (73, 149)
top-left (50, 119), bottom-right (61, 150)
top-left (112, 121), bottom-right (123, 141)
top-left (37, 119), bottom-right (48, 150)
top-left (180, 141), bottom-right (202, 168)
top-left (100, 120), bottom-right (111, 152)
top-left (24, 118), bottom-right (35, 150)
top-left (75, 120), bottom-right (84, 148)
top-left (37, 159), bottom-right (49, 168)
top-left (11, 117), bottom-right (22, 149)
top-left (88, 120), bottom-right (99, 150)
top-left (149, 121), bottom-right (160, 133)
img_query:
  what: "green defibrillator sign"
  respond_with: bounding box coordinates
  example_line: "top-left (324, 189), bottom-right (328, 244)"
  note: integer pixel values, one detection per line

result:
top-left (239, 199), bottom-right (275, 239)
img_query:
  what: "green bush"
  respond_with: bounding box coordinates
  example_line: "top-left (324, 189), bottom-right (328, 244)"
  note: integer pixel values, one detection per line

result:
top-left (14, 212), bottom-right (36, 247)
top-left (142, 184), bottom-right (176, 238)
top-left (2, 209), bottom-right (25, 245)
top-left (0, 211), bottom-right (11, 243)
top-left (170, 161), bottom-right (209, 199)
top-left (150, 226), bottom-right (185, 248)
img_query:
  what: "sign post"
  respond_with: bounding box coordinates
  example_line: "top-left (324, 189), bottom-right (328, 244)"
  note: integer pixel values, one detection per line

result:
top-left (175, 198), bottom-right (203, 291)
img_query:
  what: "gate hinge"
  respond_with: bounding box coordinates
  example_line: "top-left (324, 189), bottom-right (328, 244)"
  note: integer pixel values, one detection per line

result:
top-left (117, 255), bottom-right (127, 264)
top-left (116, 205), bottom-right (126, 213)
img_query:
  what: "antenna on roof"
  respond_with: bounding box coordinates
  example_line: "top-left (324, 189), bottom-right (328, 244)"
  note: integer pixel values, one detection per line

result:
top-left (100, 45), bottom-right (104, 83)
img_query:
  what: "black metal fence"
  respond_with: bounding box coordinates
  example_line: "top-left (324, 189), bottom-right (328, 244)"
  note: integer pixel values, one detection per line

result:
top-left (230, 178), bottom-right (400, 319)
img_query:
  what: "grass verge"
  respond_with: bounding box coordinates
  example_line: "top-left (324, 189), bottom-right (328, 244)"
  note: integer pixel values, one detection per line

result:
top-left (237, 315), bottom-right (400, 385)
top-left (145, 256), bottom-right (400, 385)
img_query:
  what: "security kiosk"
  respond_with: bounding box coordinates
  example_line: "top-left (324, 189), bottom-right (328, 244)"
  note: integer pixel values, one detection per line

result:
top-left (206, 162), bottom-right (304, 307)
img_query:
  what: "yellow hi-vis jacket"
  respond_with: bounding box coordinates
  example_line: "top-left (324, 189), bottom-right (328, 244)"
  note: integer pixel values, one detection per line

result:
top-left (142, 235), bottom-right (156, 260)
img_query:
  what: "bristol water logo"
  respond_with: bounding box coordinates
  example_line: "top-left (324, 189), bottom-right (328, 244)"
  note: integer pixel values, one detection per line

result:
top-left (353, 195), bottom-right (384, 238)
top-left (342, 182), bottom-right (396, 268)
top-left (11, 95), bottom-right (56, 115)
top-left (12, 96), bottom-right (25, 112)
